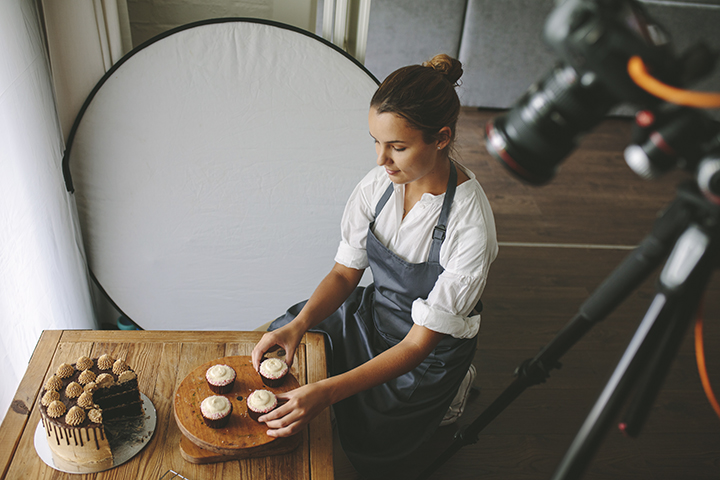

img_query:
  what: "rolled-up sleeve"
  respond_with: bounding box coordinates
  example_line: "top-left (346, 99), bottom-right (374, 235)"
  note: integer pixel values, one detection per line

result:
top-left (412, 271), bottom-right (485, 339)
top-left (412, 212), bottom-right (496, 339)
top-left (335, 239), bottom-right (369, 270)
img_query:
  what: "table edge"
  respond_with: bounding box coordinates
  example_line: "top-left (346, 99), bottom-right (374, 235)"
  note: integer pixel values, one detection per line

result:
top-left (0, 330), bottom-right (62, 479)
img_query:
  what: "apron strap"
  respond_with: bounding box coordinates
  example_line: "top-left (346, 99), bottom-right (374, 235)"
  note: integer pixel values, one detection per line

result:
top-left (372, 161), bottom-right (458, 264)
top-left (428, 161), bottom-right (457, 264)
top-left (375, 182), bottom-right (395, 218)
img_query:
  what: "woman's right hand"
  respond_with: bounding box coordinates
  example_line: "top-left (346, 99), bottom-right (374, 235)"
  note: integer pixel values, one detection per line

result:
top-left (251, 322), bottom-right (304, 371)
top-left (252, 263), bottom-right (363, 371)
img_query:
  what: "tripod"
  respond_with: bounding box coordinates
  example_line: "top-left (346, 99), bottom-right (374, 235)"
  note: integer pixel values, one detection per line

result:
top-left (418, 180), bottom-right (720, 480)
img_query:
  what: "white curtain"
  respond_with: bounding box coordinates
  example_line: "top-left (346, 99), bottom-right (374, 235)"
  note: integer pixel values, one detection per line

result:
top-left (0, 0), bottom-right (130, 425)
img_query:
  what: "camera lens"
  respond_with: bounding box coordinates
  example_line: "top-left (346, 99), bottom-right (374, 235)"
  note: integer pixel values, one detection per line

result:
top-left (485, 64), bottom-right (618, 184)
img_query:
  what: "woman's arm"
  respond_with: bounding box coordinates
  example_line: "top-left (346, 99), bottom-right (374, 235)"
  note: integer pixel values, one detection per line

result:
top-left (251, 262), bottom-right (364, 371)
top-left (259, 323), bottom-right (445, 437)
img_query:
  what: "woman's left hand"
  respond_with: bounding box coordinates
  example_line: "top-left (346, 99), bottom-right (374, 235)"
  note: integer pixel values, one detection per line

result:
top-left (258, 382), bottom-right (332, 437)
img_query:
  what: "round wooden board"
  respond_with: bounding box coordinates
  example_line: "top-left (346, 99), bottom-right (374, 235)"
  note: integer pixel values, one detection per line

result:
top-left (174, 355), bottom-right (299, 456)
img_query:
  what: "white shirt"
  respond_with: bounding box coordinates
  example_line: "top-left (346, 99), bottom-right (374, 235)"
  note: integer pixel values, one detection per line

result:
top-left (334, 162), bottom-right (498, 339)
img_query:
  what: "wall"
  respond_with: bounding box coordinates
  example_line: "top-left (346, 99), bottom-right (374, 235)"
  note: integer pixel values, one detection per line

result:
top-left (127, 0), bottom-right (317, 47)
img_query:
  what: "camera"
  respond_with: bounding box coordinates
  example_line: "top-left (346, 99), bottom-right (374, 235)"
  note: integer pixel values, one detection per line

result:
top-left (484, 0), bottom-right (719, 187)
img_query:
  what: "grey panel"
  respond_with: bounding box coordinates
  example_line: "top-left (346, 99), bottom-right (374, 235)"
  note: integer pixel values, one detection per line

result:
top-left (363, 0), bottom-right (469, 82)
top-left (458, 0), bottom-right (557, 108)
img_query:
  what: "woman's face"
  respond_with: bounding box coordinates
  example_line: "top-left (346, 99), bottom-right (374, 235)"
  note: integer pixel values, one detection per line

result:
top-left (369, 107), bottom-right (449, 186)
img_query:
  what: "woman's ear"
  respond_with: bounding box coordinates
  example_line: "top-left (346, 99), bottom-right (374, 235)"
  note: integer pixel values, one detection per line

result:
top-left (436, 126), bottom-right (452, 150)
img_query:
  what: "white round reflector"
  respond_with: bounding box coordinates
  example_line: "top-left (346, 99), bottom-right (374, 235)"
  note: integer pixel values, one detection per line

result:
top-left (66, 19), bottom-right (379, 330)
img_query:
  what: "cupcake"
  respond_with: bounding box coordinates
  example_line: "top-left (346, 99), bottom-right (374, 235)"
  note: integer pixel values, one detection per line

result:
top-left (258, 358), bottom-right (289, 387)
top-left (246, 389), bottom-right (277, 422)
top-left (200, 395), bottom-right (233, 429)
top-left (205, 364), bottom-right (236, 394)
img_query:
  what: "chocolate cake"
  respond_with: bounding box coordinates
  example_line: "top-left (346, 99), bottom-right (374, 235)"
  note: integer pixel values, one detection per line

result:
top-left (38, 354), bottom-right (144, 472)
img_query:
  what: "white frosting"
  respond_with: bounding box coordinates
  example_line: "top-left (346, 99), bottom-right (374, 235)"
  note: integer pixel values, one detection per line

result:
top-left (259, 358), bottom-right (288, 379)
top-left (247, 390), bottom-right (276, 412)
top-left (200, 395), bottom-right (231, 419)
top-left (206, 364), bottom-right (235, 384)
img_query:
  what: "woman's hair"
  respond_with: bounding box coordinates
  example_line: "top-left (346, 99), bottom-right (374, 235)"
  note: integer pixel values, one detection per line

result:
top-left (370, 54), bottom-right (463, 149)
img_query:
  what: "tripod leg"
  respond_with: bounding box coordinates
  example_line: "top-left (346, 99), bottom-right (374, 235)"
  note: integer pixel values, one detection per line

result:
top-left (417, 378), bottom-right (528, 479)
top-left (523, 195), bottom-right (694, 372)
top-left (619, 289), bottom-right (700, 437)
top-left (551, 224), bottom-right (714, 480)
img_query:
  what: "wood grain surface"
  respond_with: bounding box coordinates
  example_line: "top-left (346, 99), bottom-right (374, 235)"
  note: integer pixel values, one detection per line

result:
top-left (174, 355), bottom-right (301, 459)
top-left (0, 330), bottom-right (332, 480)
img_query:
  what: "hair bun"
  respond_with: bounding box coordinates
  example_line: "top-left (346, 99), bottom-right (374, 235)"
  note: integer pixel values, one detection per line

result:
top-left (423, 54), bottom-right (463, 86)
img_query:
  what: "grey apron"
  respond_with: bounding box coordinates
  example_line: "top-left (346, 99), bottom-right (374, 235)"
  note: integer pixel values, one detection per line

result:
top-left (270, 162), bottom-right (477, 476)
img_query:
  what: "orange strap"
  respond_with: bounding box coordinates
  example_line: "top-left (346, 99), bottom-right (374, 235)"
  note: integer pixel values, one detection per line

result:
top-left (695, 302), bottom-right (720, 420)
top-left (627, 56), bottom-right (720, 108)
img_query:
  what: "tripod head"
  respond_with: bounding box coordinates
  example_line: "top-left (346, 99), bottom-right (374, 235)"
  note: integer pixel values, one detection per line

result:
top-left (484, 0), bottom-right (720, 192)
top-left (625, 104), bottom-right (720, 203)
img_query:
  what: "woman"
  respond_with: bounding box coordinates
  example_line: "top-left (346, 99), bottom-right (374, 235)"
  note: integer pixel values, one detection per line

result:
top-left (251, 54), bottom-right (498, 476)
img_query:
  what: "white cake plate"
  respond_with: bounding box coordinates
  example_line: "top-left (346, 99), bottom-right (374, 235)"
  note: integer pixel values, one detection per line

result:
top-left (34, 392), bottom-right (157, 474)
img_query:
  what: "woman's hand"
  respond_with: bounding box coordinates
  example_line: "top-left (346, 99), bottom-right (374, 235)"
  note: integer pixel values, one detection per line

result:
top-left (256, 324), bottom-right (444, 438)
top-left (251, 323), bottom-right (304, 371)
top-left (258, 382), bottom-right (332, 437)
top-left (252, 263), bottom-right (364, 371)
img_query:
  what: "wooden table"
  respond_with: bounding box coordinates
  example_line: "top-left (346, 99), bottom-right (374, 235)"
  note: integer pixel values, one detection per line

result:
top-left (0, 330), bottom-right (333, 479)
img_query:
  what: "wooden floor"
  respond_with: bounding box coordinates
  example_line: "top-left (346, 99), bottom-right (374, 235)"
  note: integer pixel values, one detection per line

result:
top-left (333, 107), bottom-right (720, 479)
